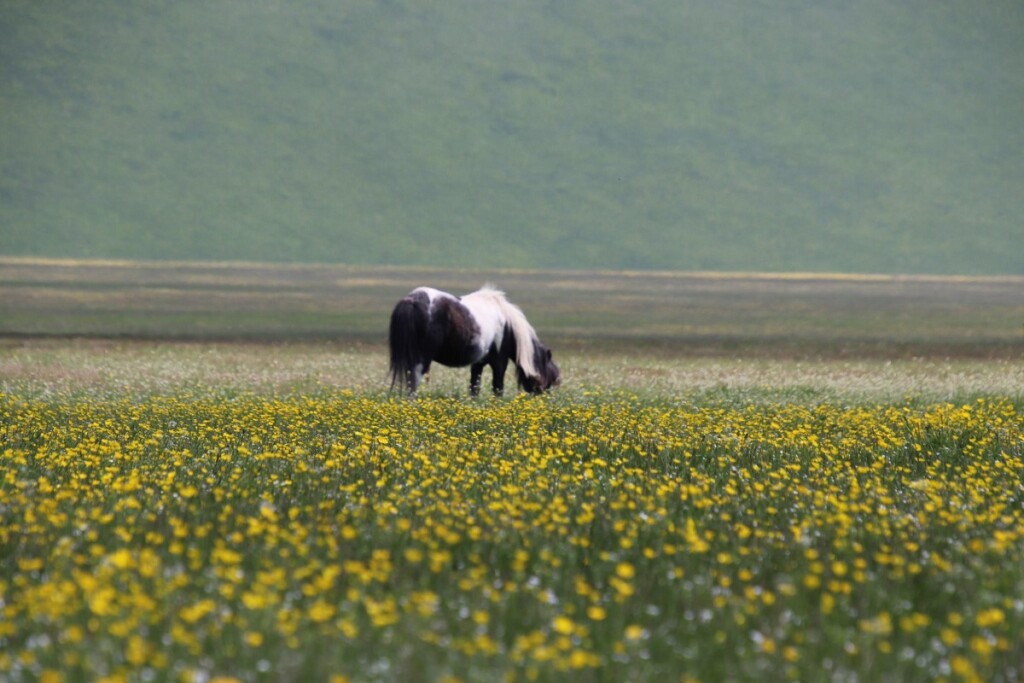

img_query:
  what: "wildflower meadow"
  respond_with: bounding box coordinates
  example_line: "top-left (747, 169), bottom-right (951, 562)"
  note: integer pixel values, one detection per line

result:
top-left (2, 351), bottom-right (1023, 683)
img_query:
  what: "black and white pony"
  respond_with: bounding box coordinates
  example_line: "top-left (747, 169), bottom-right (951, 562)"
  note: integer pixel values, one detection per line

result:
top-left (389, 285), bottom-right (560, 396)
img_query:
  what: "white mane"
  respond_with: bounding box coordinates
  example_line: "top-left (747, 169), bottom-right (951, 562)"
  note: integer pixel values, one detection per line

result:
top-left (470, 285), bottom-right (539, 378)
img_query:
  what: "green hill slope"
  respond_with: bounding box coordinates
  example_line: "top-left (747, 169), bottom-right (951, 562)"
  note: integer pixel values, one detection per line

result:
top-left (2, 1), bottom-right (1022, 274)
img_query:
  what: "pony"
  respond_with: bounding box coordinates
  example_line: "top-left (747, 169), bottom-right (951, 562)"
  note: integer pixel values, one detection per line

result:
top-left (388, 285), bottom-right (560, 396)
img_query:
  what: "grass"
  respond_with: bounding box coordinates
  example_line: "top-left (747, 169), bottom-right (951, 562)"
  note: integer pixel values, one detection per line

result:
top-left (1, 375), bottom-right (1022, 682)
top-left (2, 339), bottom-right (1023, 406)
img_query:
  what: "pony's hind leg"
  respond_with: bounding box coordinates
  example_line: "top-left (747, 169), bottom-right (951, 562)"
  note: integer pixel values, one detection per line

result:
top-left (469, 362), bottom-right (485, 397)
top-left (406, 361), bottom-right (428, 395)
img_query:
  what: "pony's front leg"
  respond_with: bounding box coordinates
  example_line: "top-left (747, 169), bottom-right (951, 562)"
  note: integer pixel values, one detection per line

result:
top-left (490, 357), bottom-right (510, 397)
top-left (469, 362), bottom-right (485, 397)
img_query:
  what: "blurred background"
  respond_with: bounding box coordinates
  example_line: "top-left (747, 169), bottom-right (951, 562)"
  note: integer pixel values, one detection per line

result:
top-left (3, 0), bottom-right (1022, 275)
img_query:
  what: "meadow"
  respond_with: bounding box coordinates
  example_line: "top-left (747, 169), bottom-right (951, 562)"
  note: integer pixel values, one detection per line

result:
top-left (2, 339), bottom-right (1024, 682)
top-left (2, 261), bottom-right (1024, 681)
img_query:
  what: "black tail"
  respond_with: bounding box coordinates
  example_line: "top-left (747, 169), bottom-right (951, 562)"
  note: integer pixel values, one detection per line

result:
top-left (388, 295), bottom-right (428, 392)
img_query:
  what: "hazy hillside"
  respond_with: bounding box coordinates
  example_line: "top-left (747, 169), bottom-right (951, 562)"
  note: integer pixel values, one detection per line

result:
top-left (2, 0), bottom-right (1022, 274)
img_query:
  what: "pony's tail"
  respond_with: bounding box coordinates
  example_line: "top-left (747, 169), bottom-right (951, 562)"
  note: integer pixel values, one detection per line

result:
top-left (388, 296), bottom-right (427, 391)
top-left (487, 287), bottom-right (539, 380)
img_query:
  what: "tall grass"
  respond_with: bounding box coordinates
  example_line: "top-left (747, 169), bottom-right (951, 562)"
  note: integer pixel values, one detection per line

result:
top-left (2, 340), bottom-right (1022, 404)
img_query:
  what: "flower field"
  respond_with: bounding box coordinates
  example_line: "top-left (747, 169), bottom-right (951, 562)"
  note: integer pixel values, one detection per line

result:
top-left (2, 386), bottom-right (1023, 682)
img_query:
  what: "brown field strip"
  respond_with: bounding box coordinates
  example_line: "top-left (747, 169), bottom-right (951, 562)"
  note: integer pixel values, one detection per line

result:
top-left (2, 257), bottom-right (1022, 358)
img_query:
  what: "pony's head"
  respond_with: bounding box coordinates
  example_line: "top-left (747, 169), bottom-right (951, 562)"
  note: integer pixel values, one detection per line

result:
top-left (516, 341), bottom-right (560, 394)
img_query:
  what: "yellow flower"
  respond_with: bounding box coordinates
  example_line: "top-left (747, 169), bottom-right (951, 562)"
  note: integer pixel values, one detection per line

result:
top-left (623, 624), bottom-right (647, 641)
top-left (309, 600), bottom-right (336, 623)
top-left (858, 612), bottom-right (893, 636)
top-left (179, 599), bottom-right (216, 624)
top-left (568, 649), bottom-right (599, 669)
top-left (950, 655), bottom-right (982, 683)
top-left (552, 616), bottom-right (575, 635)
top-left (975, 607), bottom-right (1005, 628)
top-left (107, 549), bottom-right (134, 570)
top-left (124, 635), bottom-right (150, 666)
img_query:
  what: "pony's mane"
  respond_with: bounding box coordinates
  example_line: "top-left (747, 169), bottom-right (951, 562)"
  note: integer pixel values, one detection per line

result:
top-left (473, 285), bottom-right (539, 379)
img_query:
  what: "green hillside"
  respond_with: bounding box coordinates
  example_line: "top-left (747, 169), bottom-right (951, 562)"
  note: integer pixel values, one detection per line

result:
top-left (2, 1), bottom-right (1022, 274)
